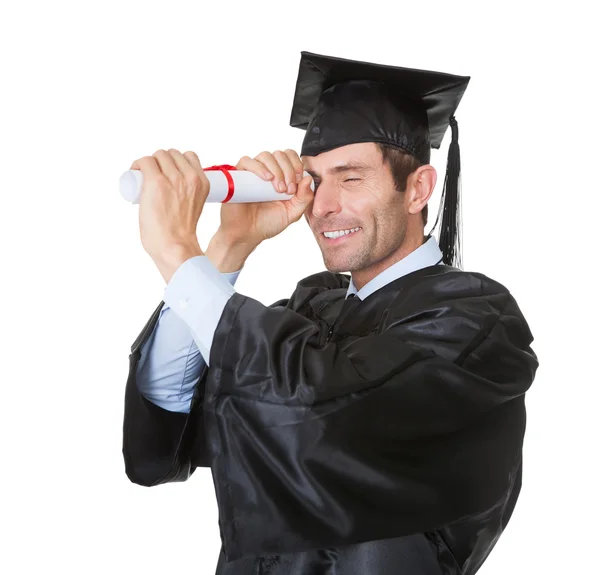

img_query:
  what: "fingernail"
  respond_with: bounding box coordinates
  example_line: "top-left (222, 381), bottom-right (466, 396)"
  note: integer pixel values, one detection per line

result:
top-left (264, 171), bottom-right (273, 180)
top-left (288, 182), bottom-right (296, 195)
top-left (278, 181), bottom-right (287, 192)
top-left (296, 173), bottom-right (302, 183)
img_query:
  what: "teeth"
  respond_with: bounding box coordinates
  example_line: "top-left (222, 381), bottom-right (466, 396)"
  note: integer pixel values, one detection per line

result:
top-left (323, 227), bottom-right (361, 239)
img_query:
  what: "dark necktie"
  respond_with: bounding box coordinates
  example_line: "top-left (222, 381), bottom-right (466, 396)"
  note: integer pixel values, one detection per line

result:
top-left (340, 292), bottom-right (360, 319)
top-left (327, 293), bottom-right (360, 342)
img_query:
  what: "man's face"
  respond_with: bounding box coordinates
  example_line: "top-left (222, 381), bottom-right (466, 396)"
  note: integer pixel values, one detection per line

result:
top-left (303, 142), bottom-right (409, 281)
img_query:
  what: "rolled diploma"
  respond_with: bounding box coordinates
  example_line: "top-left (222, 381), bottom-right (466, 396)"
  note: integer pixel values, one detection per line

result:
top-left (119, 169), bottom-right (314, 204)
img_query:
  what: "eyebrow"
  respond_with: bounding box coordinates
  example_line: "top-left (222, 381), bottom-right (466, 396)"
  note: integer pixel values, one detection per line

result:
top-left (306, 162), bottom-right (372, 178)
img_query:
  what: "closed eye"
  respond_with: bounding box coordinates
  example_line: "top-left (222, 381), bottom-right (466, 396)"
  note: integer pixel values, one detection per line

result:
top-left (311, 178), bottom-right (360, 190)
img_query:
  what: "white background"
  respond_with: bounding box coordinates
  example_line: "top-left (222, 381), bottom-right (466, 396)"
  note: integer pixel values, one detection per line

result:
top-left (1, 1), bottom-right (598, 573)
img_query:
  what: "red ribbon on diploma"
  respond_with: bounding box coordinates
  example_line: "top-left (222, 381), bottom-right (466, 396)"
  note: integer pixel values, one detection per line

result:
top-left (204, 164), bottom-right (237, 203)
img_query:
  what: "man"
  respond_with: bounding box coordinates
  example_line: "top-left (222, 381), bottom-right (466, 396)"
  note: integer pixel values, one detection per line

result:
top-left (122, 51), bottom-right (539, 574)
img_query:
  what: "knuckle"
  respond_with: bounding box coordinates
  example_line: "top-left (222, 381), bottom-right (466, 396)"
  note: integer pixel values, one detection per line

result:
top-left (286, 149), bottom-right (302, 164)
top-left (255, 150), bottom-right (269, 158)
top-left (184, 151), bottom-right (198, 159)
top-left (188, 170), bottom-right (201, 183)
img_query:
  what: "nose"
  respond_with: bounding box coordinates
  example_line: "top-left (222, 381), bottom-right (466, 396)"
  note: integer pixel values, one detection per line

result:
top-left (310, 180), bottom-right (342, 219)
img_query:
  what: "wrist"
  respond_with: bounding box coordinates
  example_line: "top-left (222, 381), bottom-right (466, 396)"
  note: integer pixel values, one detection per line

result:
top-left (153, 241), bottom-right (204, 284)
top-left (206, 230), bottom-right (258, 273)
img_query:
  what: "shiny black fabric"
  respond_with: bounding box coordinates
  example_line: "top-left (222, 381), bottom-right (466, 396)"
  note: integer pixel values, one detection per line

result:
top-left (214, 532), bottom-right (446, 574)
top-left (123, 264), bottom-right (538, 574)
top-left (289, 51), bottom-right (470, 161)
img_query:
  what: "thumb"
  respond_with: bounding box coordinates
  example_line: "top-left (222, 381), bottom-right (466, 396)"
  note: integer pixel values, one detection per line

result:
top-left (285, 174), bottom-right (314, 219)
top-left (296, 174), bottom-right (315, 204)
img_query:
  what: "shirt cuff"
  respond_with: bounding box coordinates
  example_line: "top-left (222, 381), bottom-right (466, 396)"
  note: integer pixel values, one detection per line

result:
top-left (161, 266), bottom-right (242, 312)
top-left (162, 255), bottom-right (236, 366)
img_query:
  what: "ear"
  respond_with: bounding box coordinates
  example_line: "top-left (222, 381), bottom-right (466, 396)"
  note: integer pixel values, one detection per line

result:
top-left (407, 165), bottom-right (437, 216)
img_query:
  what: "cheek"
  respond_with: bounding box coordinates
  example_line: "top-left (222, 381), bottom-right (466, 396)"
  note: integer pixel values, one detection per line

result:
top-left (350, 184), bottom-right (383, 216)
top-left (354, 181), bottom-right (387, 204)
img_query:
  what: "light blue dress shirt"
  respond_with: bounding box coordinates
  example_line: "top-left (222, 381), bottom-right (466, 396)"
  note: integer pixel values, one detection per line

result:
top-left (136, 235), bottom-right (444, 413)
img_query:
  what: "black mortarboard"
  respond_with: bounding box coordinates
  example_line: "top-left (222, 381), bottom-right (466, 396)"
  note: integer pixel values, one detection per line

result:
top-left (289, 51), bottom-right (470, 269)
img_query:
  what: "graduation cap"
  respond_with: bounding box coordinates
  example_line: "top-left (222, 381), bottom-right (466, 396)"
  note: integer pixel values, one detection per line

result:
top-left (289, 51), bottom-right (470, 269)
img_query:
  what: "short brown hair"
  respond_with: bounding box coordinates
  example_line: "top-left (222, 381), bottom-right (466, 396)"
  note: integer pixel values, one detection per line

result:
top-left (377, 143), bottom-right (427, 226)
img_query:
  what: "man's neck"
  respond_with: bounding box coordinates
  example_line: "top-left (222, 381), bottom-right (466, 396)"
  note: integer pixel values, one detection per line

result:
top-left (351, 233), bottom-right (427, 291)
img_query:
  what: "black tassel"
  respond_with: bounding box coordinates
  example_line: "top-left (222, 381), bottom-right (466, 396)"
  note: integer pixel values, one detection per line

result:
top-left (430, 116), bottom-right (463, 269)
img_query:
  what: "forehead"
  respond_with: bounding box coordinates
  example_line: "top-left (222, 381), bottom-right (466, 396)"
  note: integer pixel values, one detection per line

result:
top-left (302, 142), bottom-right (382, 172)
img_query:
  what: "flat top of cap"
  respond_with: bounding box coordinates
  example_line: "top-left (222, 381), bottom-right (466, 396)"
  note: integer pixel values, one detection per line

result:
top-left (290, 51), bottom-right (470, 149)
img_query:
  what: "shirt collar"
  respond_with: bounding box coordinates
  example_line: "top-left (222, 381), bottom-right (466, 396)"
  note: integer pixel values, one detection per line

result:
top-left (347, 234), bottom-right (443, 300)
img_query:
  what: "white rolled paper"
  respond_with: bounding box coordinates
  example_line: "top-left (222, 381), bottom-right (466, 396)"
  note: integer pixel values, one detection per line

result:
top-left (119, 169), bottom-right (314, 204)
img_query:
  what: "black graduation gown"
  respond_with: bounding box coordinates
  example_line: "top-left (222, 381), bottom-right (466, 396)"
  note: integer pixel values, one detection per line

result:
top-left (122, 264), bottom-right (538, 574)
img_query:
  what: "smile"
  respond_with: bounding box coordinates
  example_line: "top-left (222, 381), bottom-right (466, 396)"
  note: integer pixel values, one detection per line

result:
top-left (322, 227), bottom-right (362, 242)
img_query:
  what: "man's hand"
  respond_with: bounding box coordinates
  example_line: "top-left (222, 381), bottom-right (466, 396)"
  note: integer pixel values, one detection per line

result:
top-left (216, 149), bottom-right (314, 248)
top-left (130, 149), bottom-right (208, 276)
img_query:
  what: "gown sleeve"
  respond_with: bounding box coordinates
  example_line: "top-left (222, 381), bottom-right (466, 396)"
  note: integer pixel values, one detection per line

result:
top-left (122, 299), bottom-right (197, 486)
top-left (122, 297), bottom-right (291, 487)
top-left (202, 284), bottom-right (539, 562)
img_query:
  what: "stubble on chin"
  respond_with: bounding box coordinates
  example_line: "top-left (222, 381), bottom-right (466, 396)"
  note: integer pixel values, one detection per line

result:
top-left (323, 248), bottom-right (370, 275)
